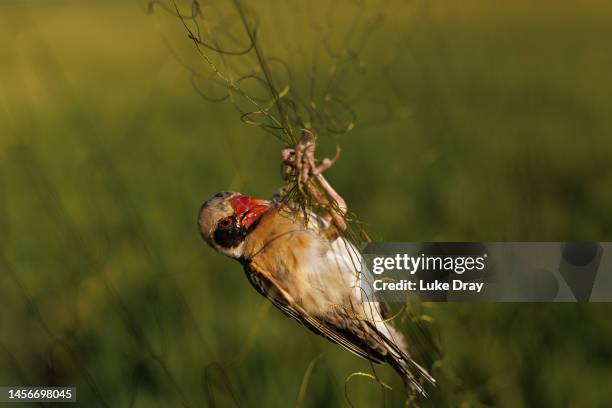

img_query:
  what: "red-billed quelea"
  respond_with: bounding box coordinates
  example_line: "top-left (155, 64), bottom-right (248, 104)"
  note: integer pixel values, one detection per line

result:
top-left (197, 134), bottom-right (435, 395)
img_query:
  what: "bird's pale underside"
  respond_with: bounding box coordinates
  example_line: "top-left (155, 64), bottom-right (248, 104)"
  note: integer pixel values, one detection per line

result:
top-left (198, 136), bottom-right (435, 396)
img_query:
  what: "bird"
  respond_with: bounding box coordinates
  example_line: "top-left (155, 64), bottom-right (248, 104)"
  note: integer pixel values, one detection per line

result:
top-left (197, 134), bottom-right (435, 395)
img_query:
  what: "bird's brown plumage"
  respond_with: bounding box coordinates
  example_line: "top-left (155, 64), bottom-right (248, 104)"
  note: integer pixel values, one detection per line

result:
top-left (199, 192), bottom-right (435, 395)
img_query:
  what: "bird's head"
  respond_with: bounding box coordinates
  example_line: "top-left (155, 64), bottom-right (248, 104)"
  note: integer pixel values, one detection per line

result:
top-left (198, 191), bottom-right (272, 259)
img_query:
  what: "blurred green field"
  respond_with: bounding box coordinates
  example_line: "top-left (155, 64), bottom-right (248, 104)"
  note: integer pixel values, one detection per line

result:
top-left (1, 1), bottom-right (612, 407)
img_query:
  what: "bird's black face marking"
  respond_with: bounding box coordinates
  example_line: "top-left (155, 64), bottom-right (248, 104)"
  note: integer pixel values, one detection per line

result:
top-left (213, 215), bottom-right (246, 249)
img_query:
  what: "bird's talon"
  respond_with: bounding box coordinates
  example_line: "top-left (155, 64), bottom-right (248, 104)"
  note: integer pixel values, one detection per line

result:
top-left (281, 148), bottom-right (297, 167)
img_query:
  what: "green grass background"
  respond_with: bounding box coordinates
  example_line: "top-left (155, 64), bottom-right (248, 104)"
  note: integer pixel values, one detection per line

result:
top-left (1, 1), bottom-right (612, 407)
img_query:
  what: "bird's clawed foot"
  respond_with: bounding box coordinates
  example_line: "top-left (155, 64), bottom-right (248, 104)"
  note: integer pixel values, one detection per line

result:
top-left (281, 130), bottom-right (341, 184)
top-left (281, 129), bottom-right (347, 234)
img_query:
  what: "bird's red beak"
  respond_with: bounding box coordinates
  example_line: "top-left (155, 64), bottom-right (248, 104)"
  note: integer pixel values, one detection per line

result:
top-left (230, 195), bottom-right (271, 229)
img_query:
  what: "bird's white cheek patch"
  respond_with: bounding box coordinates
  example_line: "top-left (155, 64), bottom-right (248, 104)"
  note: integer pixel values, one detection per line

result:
top-left (217, 242), bottom-right (245, 259)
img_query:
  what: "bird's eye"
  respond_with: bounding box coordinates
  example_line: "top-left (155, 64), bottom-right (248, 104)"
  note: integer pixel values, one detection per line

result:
top-left (218, 217), bottom-right (232, 229)
top-left (213, 216), bottom-right (245, 249)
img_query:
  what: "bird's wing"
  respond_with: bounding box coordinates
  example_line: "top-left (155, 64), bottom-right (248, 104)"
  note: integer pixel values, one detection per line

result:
top-left (243, 260), bottom-right (386, 363)
top-left (244, 242), bottom-right (435, 395)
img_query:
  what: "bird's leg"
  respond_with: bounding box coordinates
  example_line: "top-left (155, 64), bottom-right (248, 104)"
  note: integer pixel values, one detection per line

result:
top-left (281, 134), bottom-right (308, 183)
top-left (313, 172), bottom-right (347, 240)
top-left (281, 130), bottom-right (347, 238)
top-left (314, 173), bottom-right (346, 216)
top-left (299, 130), bottom-right (346, 215)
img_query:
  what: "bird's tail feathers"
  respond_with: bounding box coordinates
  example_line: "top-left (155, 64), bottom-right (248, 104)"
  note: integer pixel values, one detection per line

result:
top-left (388, 354), bottom-right (435, 397)
top-left (381, 325), bottom-right (436, 397)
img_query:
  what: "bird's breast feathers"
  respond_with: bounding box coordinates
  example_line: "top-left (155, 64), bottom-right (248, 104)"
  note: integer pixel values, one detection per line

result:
top-left (242, 208), bottom-right (364, 315)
